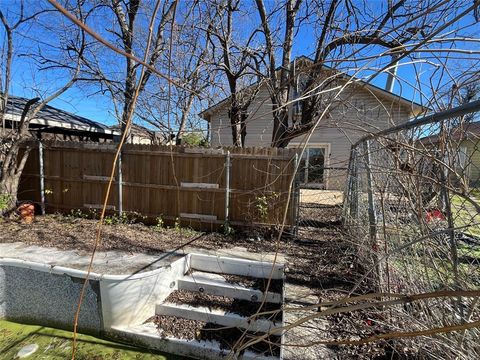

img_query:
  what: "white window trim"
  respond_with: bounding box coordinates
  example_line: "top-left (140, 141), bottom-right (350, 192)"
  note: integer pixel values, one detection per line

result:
top-left (288, 142), bottom-right (331, 188)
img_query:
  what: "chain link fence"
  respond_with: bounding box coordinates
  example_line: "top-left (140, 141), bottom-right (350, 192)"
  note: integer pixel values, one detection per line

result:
top-left (343, 100), bottom-right (480, 359)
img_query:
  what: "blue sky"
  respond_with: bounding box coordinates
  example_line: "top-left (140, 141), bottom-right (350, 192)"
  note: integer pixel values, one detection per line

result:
top-left (1, 0), bottom-right (479, 128)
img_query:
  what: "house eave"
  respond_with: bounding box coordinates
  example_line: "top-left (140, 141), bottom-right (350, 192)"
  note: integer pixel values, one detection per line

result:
top-left (3, 113), bottom-right (120, 136)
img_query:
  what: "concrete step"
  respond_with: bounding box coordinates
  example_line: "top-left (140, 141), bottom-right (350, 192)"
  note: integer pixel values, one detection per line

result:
top-left (110, 323), bottom-right (279, 360)
top-left (188, 253), bottom-right (284, 279)
top-left (156, 302), bottom-right (282, 333)
top-left (178, 271), bottom-right (282, 304)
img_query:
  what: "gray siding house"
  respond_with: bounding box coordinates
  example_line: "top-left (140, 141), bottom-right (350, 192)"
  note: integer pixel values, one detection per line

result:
top-left (200, 65), bottom-right (425, 190)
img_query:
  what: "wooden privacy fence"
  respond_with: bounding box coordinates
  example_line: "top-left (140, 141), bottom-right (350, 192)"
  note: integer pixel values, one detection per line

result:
top-left (19, 141), bottom-right (299, 229)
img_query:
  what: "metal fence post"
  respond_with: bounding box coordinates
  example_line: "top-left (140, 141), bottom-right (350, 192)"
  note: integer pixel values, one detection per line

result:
top-left (349, 147), bottom-right (359, 225)
top-left (224, 151), bottom-right (231, 222)
top-left (118, 151), bottom-right (123, 215)
top-left (343, 147), bottom-right (355, 223)
top-left (363, 141), bottom-right (377, 242)
top-left (363, 140), bottom-right (383, 292)
top-left (437, 143), bottom-right (463, 320)
top-left (292, 153), bottom-right (300, 235)
top-left (38, 140), bottom-right (45, 215)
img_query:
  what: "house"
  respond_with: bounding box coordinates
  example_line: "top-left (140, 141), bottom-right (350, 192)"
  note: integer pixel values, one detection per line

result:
top-left (1, 95), bottom-right (120, 141)
top-left (1, 95), bottom-right (166, 145)
top-left (109, 124), bottom-right (165, 144)
top-left (419, 121), bottom-right (480, 188)
top-left (200, 58), bottom-right (426, 190)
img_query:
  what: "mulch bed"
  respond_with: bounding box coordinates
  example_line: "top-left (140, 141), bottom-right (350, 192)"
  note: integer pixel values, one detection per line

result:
top-left (152, 315), bottom-right (281, 357)
top-left (164, 289), bottom-right (282, 322)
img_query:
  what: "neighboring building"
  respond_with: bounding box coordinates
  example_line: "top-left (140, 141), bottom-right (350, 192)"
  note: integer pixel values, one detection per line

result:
top-left (200, 58), bottom-right (426, 190)
top-left (109, 124), bottom-right (165, 145)
top-left (1, 95), bottom-right (165, 145)
top-left (420, 121), bottom-right (480, 188)
top-left (1, 95), bottom-right (119, 141)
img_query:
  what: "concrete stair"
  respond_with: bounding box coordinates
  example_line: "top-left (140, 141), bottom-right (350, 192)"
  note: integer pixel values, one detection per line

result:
top-left (111, 253), bottom-right (284, 360)
top-left (178, 271), bottom-right (283, 303)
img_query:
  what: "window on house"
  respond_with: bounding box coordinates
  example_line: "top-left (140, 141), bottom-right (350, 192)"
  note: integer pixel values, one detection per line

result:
top-left (298, 147), bottom-right (327, 185)
top-left (292, 87), bottom-right (303, 116)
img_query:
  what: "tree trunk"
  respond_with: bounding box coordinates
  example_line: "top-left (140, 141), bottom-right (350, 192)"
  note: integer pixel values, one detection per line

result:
top-left (176, 94), bottom-right (195, 145)
top-left (271, 108), bottom-right (290, 147)
top-left (0, 141), bottom-right (31, 215)
top-left (240, 112), bottom-right (248, 147)
top-left (229, 101), bottom-right (242, 147)
top-left (0, 172), bottom-right (21, 214)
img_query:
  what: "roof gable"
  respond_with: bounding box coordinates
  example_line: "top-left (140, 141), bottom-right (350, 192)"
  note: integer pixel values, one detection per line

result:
top-left (199, 57), bottom-right (427, 120)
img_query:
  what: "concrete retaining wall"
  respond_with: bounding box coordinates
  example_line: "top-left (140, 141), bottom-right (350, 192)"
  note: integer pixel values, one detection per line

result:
top-left (0, 265), bottom-right (102, 335)
top-left (0, 256), bottom-right (187, 335)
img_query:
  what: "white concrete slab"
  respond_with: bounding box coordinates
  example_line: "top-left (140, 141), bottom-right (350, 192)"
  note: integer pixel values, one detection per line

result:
top-left (179, 272), bottom-right (282, 303)
top-left (156, 303), bottom-right (282, 333)
top-left (0, 242), bottom-right (181, 275)
top-left (190, 253), bottom-right (284, 279)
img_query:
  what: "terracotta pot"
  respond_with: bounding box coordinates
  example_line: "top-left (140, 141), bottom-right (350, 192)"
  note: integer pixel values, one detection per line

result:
top-left (18, 203), bottom-right (35, 224)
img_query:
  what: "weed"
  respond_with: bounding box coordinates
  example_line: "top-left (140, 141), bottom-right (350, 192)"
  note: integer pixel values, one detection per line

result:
top-left (222, 221), bottom-right (235, 235)
top-left (255, 192), bottom-right (280, 221)
top-left (68, 209), bottom-right (89, 219)
top-left (0, 193), bottom-right (12, 213)
top-left (155, 215), bottom-right (165, 230)
top-left (173, 217), bottom-right (181, 231)
top-left (171, 216), bottom-right (201, 236)
top-left (104, 212), bottom-right (130, 225)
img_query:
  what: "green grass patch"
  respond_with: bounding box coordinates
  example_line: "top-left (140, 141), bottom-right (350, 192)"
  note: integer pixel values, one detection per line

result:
top-left (0, 320), bottom-right (182, 359)
top-left (450, 195), bottom-right (480, 237)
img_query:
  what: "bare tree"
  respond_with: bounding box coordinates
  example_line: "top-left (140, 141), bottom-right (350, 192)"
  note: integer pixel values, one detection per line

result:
top-left (0, 2), bottom-right (86, 214)
top-left (135, 2), bottom-right (213, 144)
top-left (206, 0), bottom-right (264, 147)
top-left (253, 0), bottom-right (478, 147)
top-left (77, 0), bottom-right (177, 138)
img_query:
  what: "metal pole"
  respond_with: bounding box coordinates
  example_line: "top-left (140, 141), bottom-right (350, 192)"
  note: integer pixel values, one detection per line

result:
top-left (363, 140), bottom-right (382, 292)
top-left (118, 151), bottom-right (123, 215)
top-left (363, 141), bottom-right (377, 239)
top-left (224, 151), bottom-right (231, 222)
top-left (38, 140), bottom-right (45, 215)
top-left (385, 54), bottom-right (399, 93)
top-left (343, 147), bottom-right (355, 224)
top-left (349, 147), bottom-right (359, 225)
top-left (292, 153), bottom-right (299, 235)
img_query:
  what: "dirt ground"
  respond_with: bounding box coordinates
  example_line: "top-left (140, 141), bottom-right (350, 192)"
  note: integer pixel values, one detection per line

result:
top-left (0, 208), bottom-right (414, 359)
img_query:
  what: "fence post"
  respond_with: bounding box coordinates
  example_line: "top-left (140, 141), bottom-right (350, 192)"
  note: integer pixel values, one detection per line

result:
top-left (349, 147), bottom-right (359, 225)
top-left (343, 147), bottom-right (355, 223)
top-left (224, 151), bottom-right (231, 222)
top-left (118, 151), bottom-right (123, 215)
top-left (292, 153), bottom-right (300, 235)
top-left (437, 144), bottom-right (463, 320)
top-left (363, 140), bottom-right (383, 292)
top-left (363, 141), bottom-right (377, 242)
top-left (38, 140), bottom-right (45, 215)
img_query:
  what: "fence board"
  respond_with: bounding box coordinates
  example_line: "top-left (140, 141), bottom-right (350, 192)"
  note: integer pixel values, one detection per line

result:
top-left (19, 141), bottom-right (297, 229)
